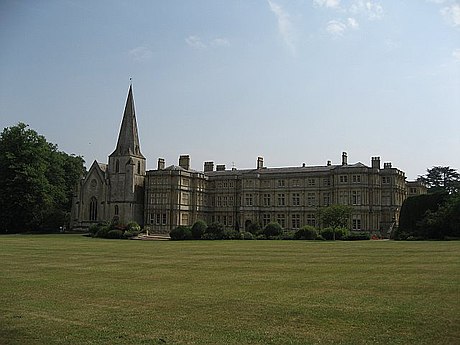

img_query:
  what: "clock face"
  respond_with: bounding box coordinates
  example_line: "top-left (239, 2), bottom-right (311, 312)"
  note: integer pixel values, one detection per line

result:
top-left (90, 179), bottom-right (97, 189)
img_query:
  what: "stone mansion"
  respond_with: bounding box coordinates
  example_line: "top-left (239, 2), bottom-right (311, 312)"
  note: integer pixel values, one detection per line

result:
top-left (71, 86), bottom-right (426, 235)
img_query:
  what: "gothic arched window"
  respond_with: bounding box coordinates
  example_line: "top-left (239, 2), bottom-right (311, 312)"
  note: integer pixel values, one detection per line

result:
top-left (114, 205), bottom-right (119, 216)
top-left (115, 159), bottom-right (120, 173)
top-left (89, 197), bottom-right (98, 221)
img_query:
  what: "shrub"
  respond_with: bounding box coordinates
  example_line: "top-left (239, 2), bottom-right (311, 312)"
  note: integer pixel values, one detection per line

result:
top-left (320, 227), bottom-right (348, 240)
top-left (240, 231), bottom-right (255, 240)
top-left (107, 229), bottom-right (124, 239)
top-left (204, 222), bottom-right (224, 240)
top-left (191, 220), bottom-right (207, 239)
top-left (222, 228), bottom-right (240, 240)
top-left (95, 225), bottom-right (111, 238)
top-left (256, 234), bottom-right (267, 240)
top-left (247, 222), bottom-right (262, 235)
top-left (315, 235), bottom-right (326, 241)
top-left (170, 226), bottom-right (192, 240)
top-left (88, 224), bottom-right (100, 237)
top-left (123, 230), bottom-right (140, 239)
top-left (280, 230), bottom-right (295, 240)
top-left (294, 226), bottom-right (318, 240)
top-left (264, 222), bottom-right (282, 238)
top-left (343, 232), bottom-right (371, 241)
top-left (126, 221), bottom-right (141, 232)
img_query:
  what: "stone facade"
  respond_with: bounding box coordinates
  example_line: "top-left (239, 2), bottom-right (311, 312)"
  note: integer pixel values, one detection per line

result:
top-left (71, 87), bottom-right (424, 236)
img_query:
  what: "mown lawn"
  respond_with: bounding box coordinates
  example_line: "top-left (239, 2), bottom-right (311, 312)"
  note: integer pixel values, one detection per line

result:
top-left (0, 235), bottom-right (459, 344)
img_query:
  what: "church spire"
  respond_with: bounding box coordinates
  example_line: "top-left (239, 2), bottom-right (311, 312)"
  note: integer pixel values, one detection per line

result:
top-left (110, 84), bottom-right (144, 158)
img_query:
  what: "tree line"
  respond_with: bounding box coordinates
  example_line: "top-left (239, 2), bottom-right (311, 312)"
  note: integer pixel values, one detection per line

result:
top-left (0, 123), bottom-right (85, 233)
top-left (395, 167), bottom-right (460, 240)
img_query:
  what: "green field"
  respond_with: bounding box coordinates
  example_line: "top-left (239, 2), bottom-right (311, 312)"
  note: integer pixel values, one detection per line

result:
top-left (1, 235), bottom-right (459, 344)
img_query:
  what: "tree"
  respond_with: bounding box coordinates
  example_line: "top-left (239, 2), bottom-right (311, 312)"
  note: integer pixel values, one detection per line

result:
top-left (191, 220), bottom-right (207, 239)
top-left (419, 166), bottom-right (460, 194)
top-left (263, 222), bottom-right (282, 238)
top-left (0, 123), bottom-right (85, 232)
top-left (319, 204), bottom-right (352, 240)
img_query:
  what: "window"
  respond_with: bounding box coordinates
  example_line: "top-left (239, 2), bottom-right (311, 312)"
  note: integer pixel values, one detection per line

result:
top-left (245, 194), bottom-right (253, 206)
top-left (262, 214), bottom-right (271, 227)
top-left (228, 216), bottom-right (233, 226)
top-left (410, 187), bottom-right (417, 194)
top-left (352, 175), bottom-right (361, 183)
top-left (292, 193), bottom-right (301, 206)
top-left (352, 191), bottom-right (361, 205)
top-left (308, 178), bottom-right (316, 186)
top-left (261, 180), bottom-right (270, 188)
top-left (277, 179), bottom-right (285, 187)
top-left (292, 179), bottom-right (301, 187)
top-left (137, 161), bottom-right (141, 174)
top-left (114, 205), bottom-right (119, 216)
top-left (291, 214), bottom-right (301, 229)
top-left (276, 214), bottom-right (286, 228)
top-left (277, 193), bottom-right (285, 206)
top-left (181, 213), bottom-right (189, 226)
top-left (307, 193), bottom-right (316, 207)
top-left (382, 176), bottom-right (391, 184)
top-left (339, 175), bottom-right (348, 183)
top-left (115, 159), bottom-right (120, 173)
top-left (156, 213), bottom-right (161, 225)
top-left (216, 196), bottom-right (222, 207)
top-left (222, 196), bottom-right (228, 207)
top-left (182, 178), bottom-right (189, 186)
top-left (149, 213), bottom-right (154, 224)
top-left (162, 213), bottom-right (167, 225)
top-left (323, 178), bottom-right (331, 186)
top-left (229, 196), bottom-right (234, 206)
top-left (181, 192), bottom-right (190, 205)
top-left (223, 181), bottom-right (228, 188)
top-left (263, 194), bottom-right (271, 206)
top-left (306, 214), bottom-right (316, 226)
top-left (339, 191), bottom-right (348, 205)
top-left (323, 193), bottom-right (331, 206)
top-left (382, 193), bottom-right (391, 206)
top-left (352, 216), bottom-right (361, 230)
top-left (89, 197), bottom-right (97, 221)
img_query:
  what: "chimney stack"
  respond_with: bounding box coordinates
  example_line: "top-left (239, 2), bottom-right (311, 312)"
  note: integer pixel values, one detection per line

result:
top-left (342, 152), bottom-right (348, 166)
top-left (327, 160), bottom-right (331, 166)
top-left (371, 157), bottom-right (380, 169)
top-left (384, 162), bottom-right (392, 169)
top-left (216, 164), bottom-right (226, 171)
top-left (257, 157), bottom-right (264, 169)
top-left (204, 161), bottom-right (214, 172)
top-left (157, 158), bottom-right (165, 170)
top-left (179, 155), bottom-right (190, 170)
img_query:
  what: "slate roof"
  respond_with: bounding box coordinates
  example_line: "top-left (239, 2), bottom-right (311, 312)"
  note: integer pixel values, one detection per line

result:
top-left (205, 162), bottom-right (369, 177)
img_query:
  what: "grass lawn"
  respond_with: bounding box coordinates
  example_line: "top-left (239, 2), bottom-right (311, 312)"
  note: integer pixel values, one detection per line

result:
top-left (0, 235), bottom-right (459, 344)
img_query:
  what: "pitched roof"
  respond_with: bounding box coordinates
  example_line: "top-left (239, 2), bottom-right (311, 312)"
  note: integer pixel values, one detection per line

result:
top-left (204, 162), bottom-right (370, 177)
top-left (109, 85), bottom-right (145, 158)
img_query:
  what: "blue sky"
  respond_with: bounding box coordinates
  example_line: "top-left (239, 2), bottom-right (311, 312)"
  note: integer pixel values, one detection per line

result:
top-left (1, 0), bottom-right (459, 179)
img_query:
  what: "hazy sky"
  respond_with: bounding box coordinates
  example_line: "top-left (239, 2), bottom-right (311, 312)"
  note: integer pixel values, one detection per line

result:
top-left (1, 0), bottom-right (459, 179)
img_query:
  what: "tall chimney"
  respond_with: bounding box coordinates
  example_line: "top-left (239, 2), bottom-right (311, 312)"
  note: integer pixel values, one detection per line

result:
top-left (371, 157), bottom-right (380, 169)
top-left (257, 156), bottom-right (264, 169)
top-left (384, 162), bottom-right (392, 169)
top-left (179, 155), bottom-right (190, 170)
top-left (157, 158), bottom-right (165, 170)
top-left (204, 161), bottom-right (214, 172)
top-left (342, 152), bottom-right (348, 166)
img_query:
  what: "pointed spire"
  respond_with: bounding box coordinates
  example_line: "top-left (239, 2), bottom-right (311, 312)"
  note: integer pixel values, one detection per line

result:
top-left (110, 85), bottom-right (145, 158)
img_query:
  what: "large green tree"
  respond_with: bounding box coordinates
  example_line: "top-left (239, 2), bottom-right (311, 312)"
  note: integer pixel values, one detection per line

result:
top-left (0, 123), bottom-right (85, 232)
top-left (319, 204), bottom-right (352, 240)
top-left (419, 166), bottom-right (460, 194)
